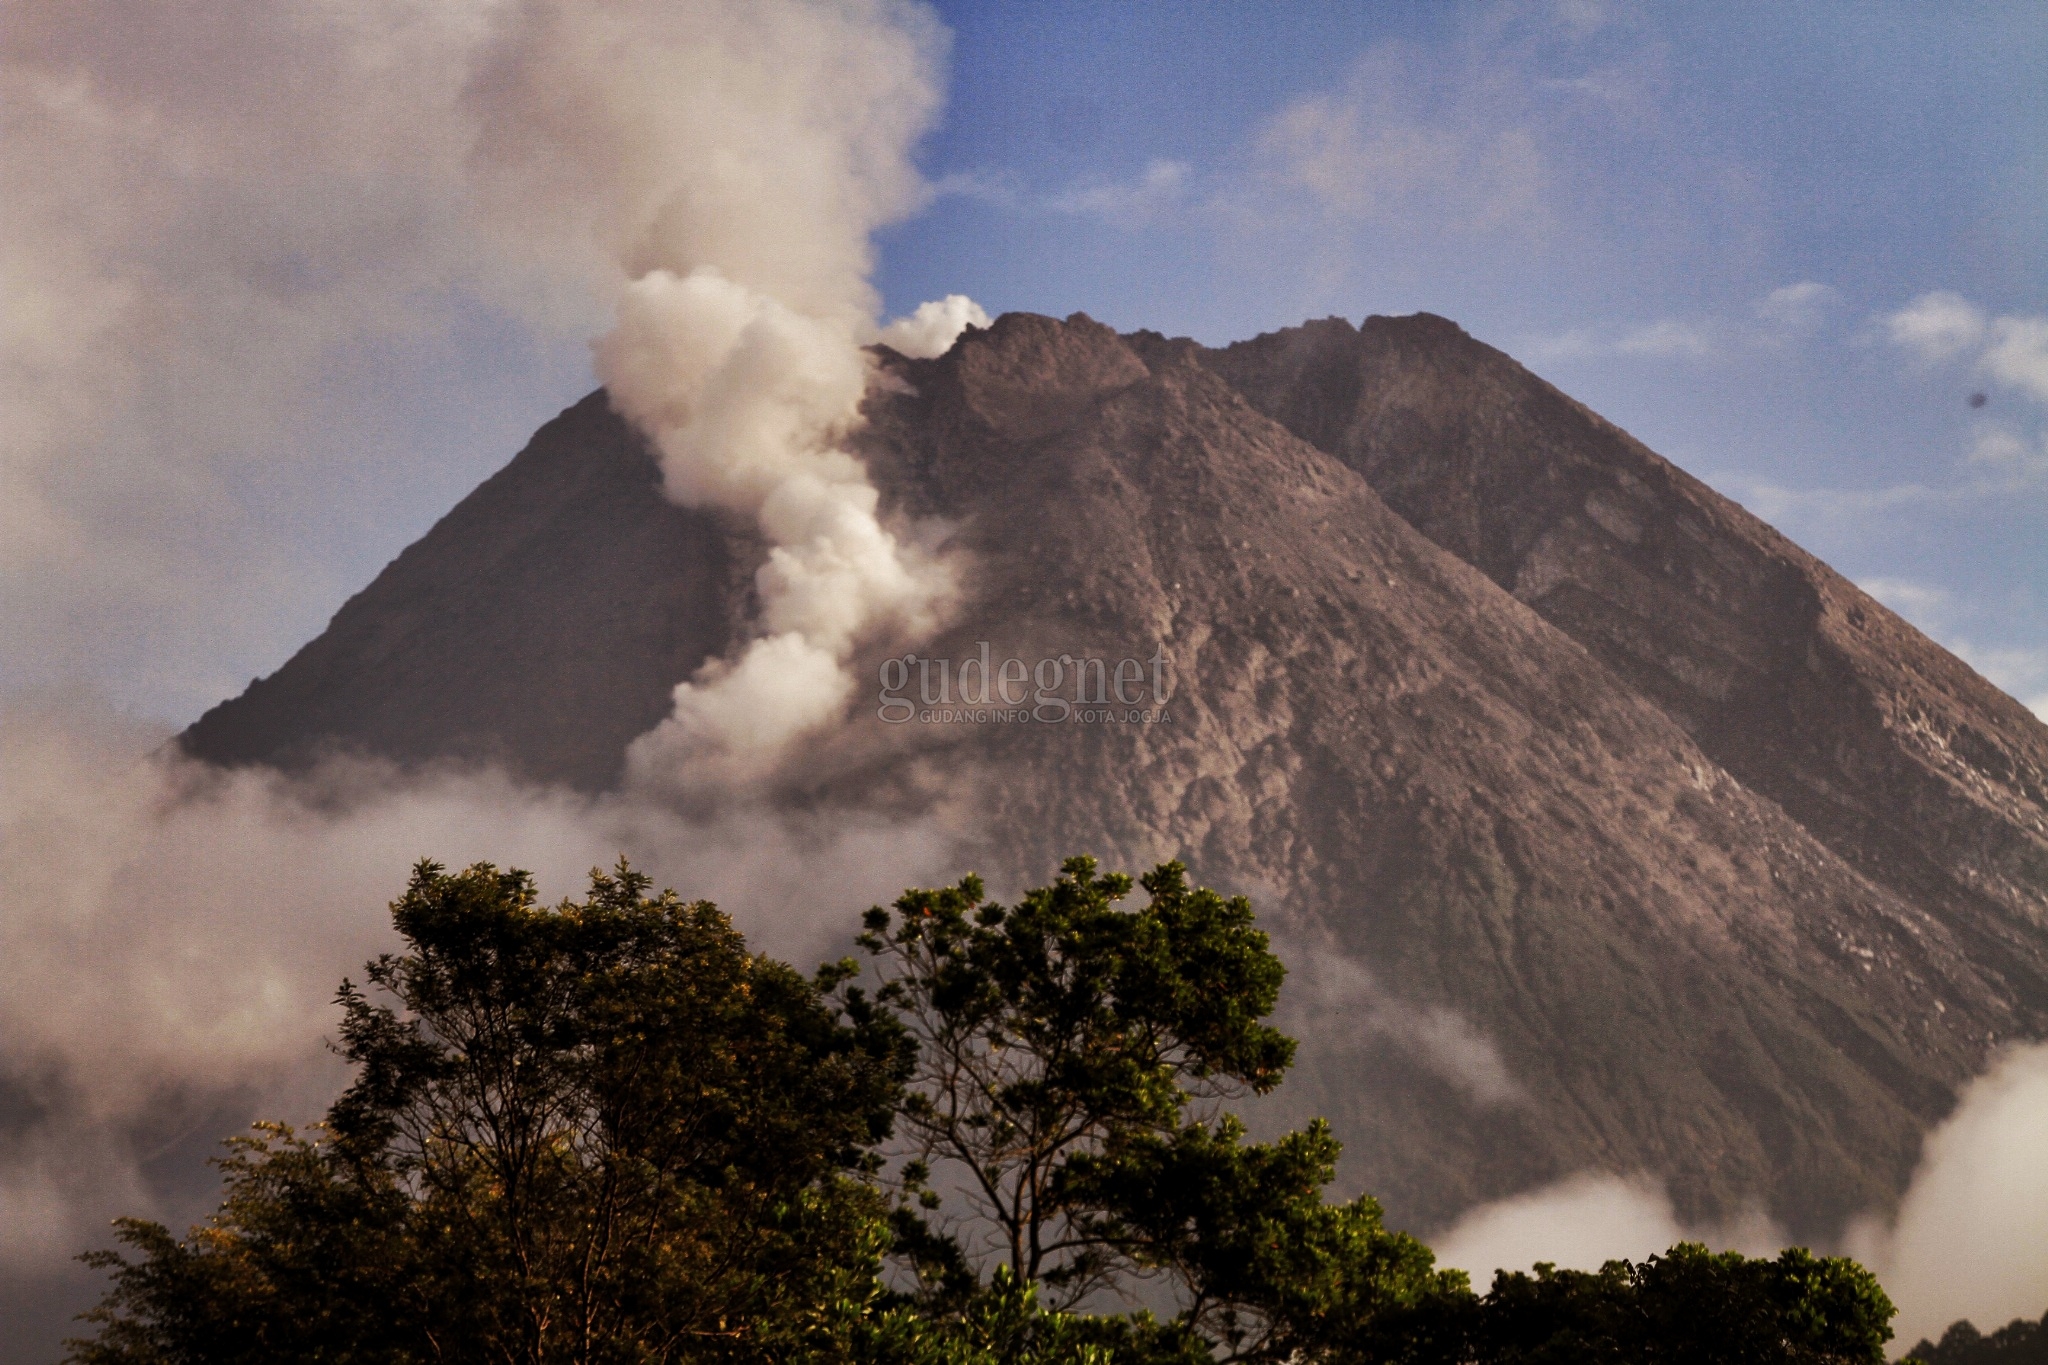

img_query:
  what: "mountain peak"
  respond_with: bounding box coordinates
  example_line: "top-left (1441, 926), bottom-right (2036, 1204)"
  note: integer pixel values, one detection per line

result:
top-left (180, 312), bottom-right (2048, 1237)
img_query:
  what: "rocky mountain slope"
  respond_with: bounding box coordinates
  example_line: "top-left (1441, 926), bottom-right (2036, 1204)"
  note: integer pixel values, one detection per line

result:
top-left (181, 312), bottom-right (2048, 1238)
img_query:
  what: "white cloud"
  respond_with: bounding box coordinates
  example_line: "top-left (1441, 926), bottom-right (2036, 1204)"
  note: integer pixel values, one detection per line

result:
top-left (1430, 1173), bottom-right (1781, 1282)
top-left (1439, 1041), bottom-right (2048, 1345)
top-left (1883, 292), bottom-right (2048, 403)
top-left (1984, 315), bottom-right (2048, 403)
top-left (1615, 318), bottom-right (1714, 357)
top-left (1048, 158), bottom-right (1191, 227)
top-left (1754, 280), bottom-right (1837, 335)
top-left (1885, 291), bottom-right (1989, 363)
top-left (1846, 1043), bottom-right (2048, 1344)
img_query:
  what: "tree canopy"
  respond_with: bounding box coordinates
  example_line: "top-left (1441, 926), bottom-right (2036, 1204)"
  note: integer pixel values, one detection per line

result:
top-left (69, 855), bottom-right (1898, 1365)
top-left (73, 860), bottom-right (908, 1364)
top-left (1904, 1310), bottom-right (2048, 1365)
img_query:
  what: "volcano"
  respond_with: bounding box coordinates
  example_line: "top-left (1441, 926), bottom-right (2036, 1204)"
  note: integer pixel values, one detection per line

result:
top-left (182, 311), bottom-right (2048, 1238)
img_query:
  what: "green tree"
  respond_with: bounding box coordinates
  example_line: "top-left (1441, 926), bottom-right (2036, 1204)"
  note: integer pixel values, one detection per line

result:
top-left (71, 859), bottom-right (910, 1365)
top-left (857, 856), bottom-right (1463, 1361)
top-left (69, 852), bottom-right (1905, 1365)
top-left (1408, 1243), bottom-right (1898, 1365)
top-left (1905, 1311), bottom-right (2048, 1365)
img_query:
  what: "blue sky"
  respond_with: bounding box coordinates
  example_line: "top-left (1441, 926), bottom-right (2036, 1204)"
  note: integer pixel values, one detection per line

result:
top-left (873, 0), bottom-right (2048, 713)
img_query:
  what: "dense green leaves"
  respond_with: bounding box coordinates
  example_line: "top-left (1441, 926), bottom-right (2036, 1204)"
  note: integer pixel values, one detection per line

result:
top-left (858, 856), bottom-right (1462, 1361)
top-left (1905, 1310), bottom-right (2048, 1365)
top-left (1064, 1116), bottom-right (1461, 1360)
top-left (72, 860), bottom-right (909, 1365)
top-left (1389, 1244), bottom-right (1897, 1365)
top-left (73, 1123), bottom-right (420, 1364)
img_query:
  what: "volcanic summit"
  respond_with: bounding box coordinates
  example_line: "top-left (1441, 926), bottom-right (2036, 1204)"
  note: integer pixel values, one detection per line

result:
top-left (183, 311), bottom-right (2048, 1238)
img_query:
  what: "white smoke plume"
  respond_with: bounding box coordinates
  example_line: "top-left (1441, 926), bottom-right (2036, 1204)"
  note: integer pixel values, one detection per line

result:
top-left (2, 0), bottom-right (978, 736)
top-left (1269, 935), bottom-right (1526, 1109)
top-left (878, 293), bottom-right (994, 358)
top-left (1846, 1042), bottom-right (2048, 1343)
top-left (598, 270), bottom-right (956, 789)
top-left (445, 0), bottom-right (974, 786)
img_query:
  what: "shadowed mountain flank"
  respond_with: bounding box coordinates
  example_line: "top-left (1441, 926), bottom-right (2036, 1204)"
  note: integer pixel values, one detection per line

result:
top-left (181, 392), bottom-right (752, 790)
top-left (180, 312), bottom-right (2048, 1238)
top-left (1193, 315), bottom-right (2048, 1043)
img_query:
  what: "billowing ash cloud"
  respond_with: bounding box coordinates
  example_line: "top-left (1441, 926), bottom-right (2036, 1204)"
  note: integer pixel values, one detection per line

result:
top-left (0, 2), bottom-right (984, 1348)
top-left (465, 0), bottom-right (977, 785)
top-left (600, 272), bottom-right (955, 787)
top-left (1, 0), bottom-right (980, 728)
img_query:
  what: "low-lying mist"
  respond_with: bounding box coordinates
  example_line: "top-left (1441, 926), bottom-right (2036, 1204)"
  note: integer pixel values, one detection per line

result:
top-left (5, 696), bottom-right (2046, 1351)
top-left (0, 697), bottom-right (962, 1279)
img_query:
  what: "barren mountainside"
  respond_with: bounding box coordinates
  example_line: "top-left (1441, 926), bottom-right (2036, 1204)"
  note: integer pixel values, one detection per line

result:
top-left (182, 311), bottom-right (2048, 1238)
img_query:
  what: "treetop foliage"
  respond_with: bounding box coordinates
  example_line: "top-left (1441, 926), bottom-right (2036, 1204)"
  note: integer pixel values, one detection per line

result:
top-left (1904, 1309), bottom-right (2048, 1365)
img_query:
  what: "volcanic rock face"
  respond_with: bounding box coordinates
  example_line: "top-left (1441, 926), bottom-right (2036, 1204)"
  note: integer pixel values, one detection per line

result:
top-left (183, 393), bottom-right (752, 790)
top-left (181, 311), bottom-right (2048, 1238)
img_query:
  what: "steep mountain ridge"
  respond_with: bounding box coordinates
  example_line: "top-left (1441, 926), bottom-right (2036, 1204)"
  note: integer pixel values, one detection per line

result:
top-left (1194, 314), bottom-right (2048, 1025)
top-left (183, 393), bottom-right (752, 789)
top-left (179, 310), bottom-right (2048, 1237)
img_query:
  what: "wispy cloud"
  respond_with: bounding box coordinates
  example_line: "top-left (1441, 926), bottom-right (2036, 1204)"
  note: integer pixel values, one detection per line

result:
top-left (1884, 292), bottom-right (2048, 404)
top-left (1753, 280), bottom-right (1837, 336)
top-left (926, 167), bottom-right (1023, 209)
top-left (1047, 157), bottom-right (1191, 227)
top-left (1521, 320), bottom-right (1719, 363)
top-left (1726, 429), bottom-right (2046, 527)
top-left (927, 159), bottom-right (1191, 229)
top-left (1962, 646), bottom-right (2048, 722)
top-left (1522, 281), bottom-right (1843, 366)
top-left (1727, 478), bottom-right (1942, 524)
top-left (1614, 318), bottom-right (1713, 357)
top-left (1253, 75), bottom-right (1547, 233)
top-left (1857, 576), bottom-right (1955, 623)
